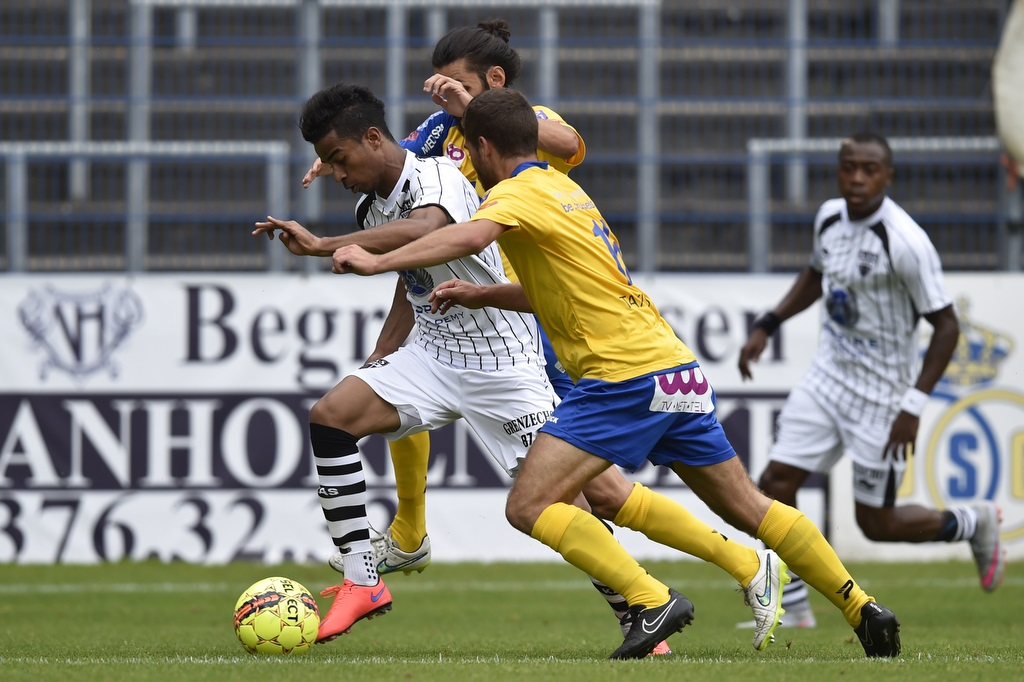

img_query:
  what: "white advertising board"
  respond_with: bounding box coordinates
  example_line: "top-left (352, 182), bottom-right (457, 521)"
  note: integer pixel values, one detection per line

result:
top-left (0, 273), bottom-right (1020, 565)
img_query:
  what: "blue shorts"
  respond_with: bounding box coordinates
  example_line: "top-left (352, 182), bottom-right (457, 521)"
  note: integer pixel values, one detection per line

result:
top-left (539, 362), bottom-right (736, 471)
top-left (539, 324), bottom-right (575, 399)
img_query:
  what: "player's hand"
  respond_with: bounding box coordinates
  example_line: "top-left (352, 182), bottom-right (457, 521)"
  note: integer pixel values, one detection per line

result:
top-left (302, 158), bottom-right (332, 189)
top-left (422, 74), bottom-right (474, 117)
top-left (737, 329), bottom-right (769, 380)
top-left (332, 244), bottom-right (379, 275)
top-left (252, 216), bottom-right (323, 256)
top-left (884, 412), bottom-right (919, 462)
top-left (429, 278), bottom-right (486, 314)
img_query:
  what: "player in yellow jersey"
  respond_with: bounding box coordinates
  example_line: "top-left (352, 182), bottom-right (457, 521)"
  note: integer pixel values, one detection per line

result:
top-left (298, 21), bottom-right (668, 655)
top-left (293, 22), bottom-right (798, 656)
top-left (330, 88), bottom-right (903, 660)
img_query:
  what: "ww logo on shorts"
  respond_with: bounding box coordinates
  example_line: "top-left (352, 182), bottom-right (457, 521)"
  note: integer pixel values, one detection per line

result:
top-left (649, 367), bottom-right (714, 414)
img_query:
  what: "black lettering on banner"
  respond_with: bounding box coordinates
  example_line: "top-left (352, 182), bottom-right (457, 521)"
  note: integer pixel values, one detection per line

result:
top-left (251, 308), bottom-right (287, 363)
top-left (0, 498), bottom-right (25, 559)
top-left (695, 307), bottom-right (730, 362)
top-left (229, 496), bottom-right (265, 562)
top-left (41, 497), bottom-right (80, 563)
top-left (174, 496), bottom-right (214, 559)
top-left (296, 309), bottom-right (339, 390)
top-left (92, 494), bottom-right (136, 561)
top-left (185, 285), bottom-right (238, 362)
top-left (351, 308), bottom-right (387, 364)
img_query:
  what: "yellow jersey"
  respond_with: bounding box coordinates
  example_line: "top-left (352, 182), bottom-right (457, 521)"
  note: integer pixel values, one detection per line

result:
top-left (401, 105), bottom-right (585, 198)
top-left (472, 162), bottom-right (696, 383)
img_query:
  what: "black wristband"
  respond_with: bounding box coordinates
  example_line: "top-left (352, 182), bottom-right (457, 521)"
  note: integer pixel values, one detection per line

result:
top-left (753, 312), bottom-right (781, 335)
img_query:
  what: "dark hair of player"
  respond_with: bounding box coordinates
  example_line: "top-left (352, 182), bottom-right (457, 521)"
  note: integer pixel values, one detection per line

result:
top-left (432, 18), bottom-right (523, 87)
top-left (299, 83), bottom-right (395, 145)
top-left (463, 88), bottom-right (538, 158)
top-left (842, 131), bottom-right (893, 166)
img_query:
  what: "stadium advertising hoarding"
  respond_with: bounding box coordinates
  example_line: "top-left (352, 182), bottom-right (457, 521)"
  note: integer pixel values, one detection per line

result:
top-left (0, 274), bottom-right (1020, 565)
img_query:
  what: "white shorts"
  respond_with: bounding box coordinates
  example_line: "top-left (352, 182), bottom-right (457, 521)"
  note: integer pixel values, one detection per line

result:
top-left (353, 344), bottom-right (557, 477)
top-left (770, 384), bottom-right (905, 508)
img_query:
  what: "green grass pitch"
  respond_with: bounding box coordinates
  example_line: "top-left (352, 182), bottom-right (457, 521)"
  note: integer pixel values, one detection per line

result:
top-left (1, 559), bottom-right (1020, 682)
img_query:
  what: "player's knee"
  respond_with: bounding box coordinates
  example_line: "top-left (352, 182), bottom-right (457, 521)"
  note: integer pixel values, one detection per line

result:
top-left (757, 464), bottom-right (802, 503)
top-left (308, 397), bottom-right (332, 426)
top-left (855, 508), bottom-right (893, 541)
top-left (504, 494), bottom-right (536, 535)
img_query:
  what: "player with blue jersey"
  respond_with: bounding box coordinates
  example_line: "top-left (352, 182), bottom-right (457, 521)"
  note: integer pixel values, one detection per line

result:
top-left (331, 88), bottom-right (903, 660)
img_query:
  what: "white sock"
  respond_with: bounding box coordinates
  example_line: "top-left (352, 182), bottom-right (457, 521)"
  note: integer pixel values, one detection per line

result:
top-left (948, 506), bottom-right (979, 542)
top-left (341, 550), bottom-right (379, 586)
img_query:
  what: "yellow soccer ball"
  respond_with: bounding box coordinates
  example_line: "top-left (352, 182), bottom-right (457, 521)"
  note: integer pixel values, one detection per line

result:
top-left (233, 576), bottom-right (320, 655)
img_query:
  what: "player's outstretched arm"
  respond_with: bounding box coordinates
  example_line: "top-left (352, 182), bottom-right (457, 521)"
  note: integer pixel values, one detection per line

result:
top-left (333, 219), bottom-right (507, 276)
top-left (301, 157), bottom-right (332, 189)
top-left (429, 279), bottom-right (533, 315)
top-left (738, 266), bottom-right (823, 380)
top-left (251, 216), bottom-right (330, 256)
top-left (255, 206), bottom-right (450, 259)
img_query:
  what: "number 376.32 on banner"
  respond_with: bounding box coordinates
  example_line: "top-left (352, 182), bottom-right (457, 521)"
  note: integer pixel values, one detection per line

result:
top-left (0, 491), bottom-right (395, 565)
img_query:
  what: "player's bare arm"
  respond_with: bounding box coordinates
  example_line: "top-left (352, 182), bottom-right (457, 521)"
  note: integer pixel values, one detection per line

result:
top-left (883, 304), bottom-right (960, 459)
top-left (537, 119), bottom-right (581, 160)
top-left (254, 206), bottom-right (450, 257)
top-left (251, 215), bottom-right (327, 256)
top-left (430, 279), bottom-right (533, 315)
top-left (301, 157), bottom-right (332, 188)
top-left (364, 279), bottom-right (415, 365)
top-left (738, 266), bottom-right (824, 379)
top-left (914, 304), bottom-right (960, 393)
top-left (423, 74), bottom-right (475, 117)
top-left (334, 219), bottom-right (507, 276)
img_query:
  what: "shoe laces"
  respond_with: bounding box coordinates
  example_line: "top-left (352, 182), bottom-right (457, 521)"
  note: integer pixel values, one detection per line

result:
top-left (320, 581), bottom-right (352, 599)
top-left (738, 584), bottom-right (752, 607)
top-left (618, 605), bottom-right (644, 636)
top-left (368, 523), bottom-right (389, 556)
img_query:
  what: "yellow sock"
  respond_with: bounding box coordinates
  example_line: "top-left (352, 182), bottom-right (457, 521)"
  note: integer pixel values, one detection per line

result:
top-left (388, 431), bottom-right (430, 552)
top-left (613, 482), bottom-right (761, 585)
top-left (532, 502), bottom-right (669, 608)
top-left (757, 501), bottom-right (872, 627)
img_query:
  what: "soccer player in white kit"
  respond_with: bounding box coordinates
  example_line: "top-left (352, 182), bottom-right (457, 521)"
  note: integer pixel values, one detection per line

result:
top-left (738, 132), bottom-right (1006, 628)
top-left (256, 83), bottom-right (560, 642)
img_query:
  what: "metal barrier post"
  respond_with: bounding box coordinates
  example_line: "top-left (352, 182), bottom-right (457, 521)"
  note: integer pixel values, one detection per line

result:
top-left (128, 3), bottom-right (153, 272)
top-left (785, 0), bottom-right (808, 204)
top-left (6, 152), bottom-right (28, 273)
top-left (385, 3), bottom-right (407, 140)
top-left (538, 7), bottom-right (558, 109)
top-left (70, 0), bottom-right (92, 201)
top-left (267, 148), bottom-right (289, 273)
top-left (747, 143), bottom-right (770, 274)
top-left (636, 1), bottom-right (659, 273)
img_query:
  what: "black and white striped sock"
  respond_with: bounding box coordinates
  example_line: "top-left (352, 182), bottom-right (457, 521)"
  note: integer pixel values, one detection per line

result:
top-left (310, 423), bottom-right (377, 585)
